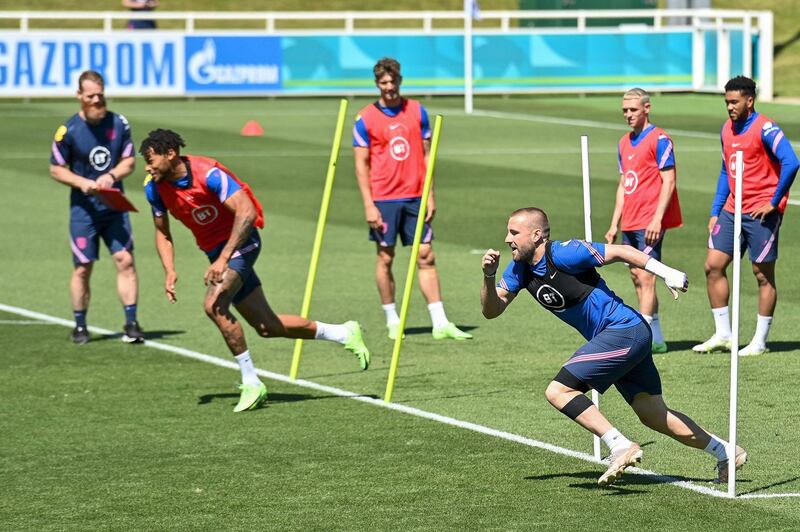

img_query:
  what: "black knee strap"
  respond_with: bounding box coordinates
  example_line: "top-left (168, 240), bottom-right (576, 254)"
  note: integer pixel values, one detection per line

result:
top-left (554, 367), bottom-right (590, 393)
top-left (560, 394), bottom-right (594, 420)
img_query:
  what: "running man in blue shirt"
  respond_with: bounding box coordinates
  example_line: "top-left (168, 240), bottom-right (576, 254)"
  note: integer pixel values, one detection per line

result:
top-left (49, 70), bottom-right (143, 344)
top-left (480, 208), bottom-right (746, 486)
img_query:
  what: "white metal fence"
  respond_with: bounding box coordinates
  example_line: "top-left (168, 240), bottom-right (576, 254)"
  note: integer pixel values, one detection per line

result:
top-left (0, 9), bottom-right (774, 101)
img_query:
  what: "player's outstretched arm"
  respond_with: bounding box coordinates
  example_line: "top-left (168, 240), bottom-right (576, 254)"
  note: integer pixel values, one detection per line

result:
top-left (480, 249), bottom-right (516, 318)
top-left (153, 214), bottom-right (178, 303)
top-left (604, 243), bottom-right (687, 299)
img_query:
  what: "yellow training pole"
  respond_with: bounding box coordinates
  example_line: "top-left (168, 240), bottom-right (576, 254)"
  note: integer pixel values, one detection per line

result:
top-left (384, 114), bottom-right (444, 403)
top-left (290, 99), bottom-right (349, 380)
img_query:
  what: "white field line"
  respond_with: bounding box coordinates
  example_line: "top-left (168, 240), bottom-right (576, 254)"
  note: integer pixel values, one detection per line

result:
top-left (1, 301), bottom-right (797, 500)
top-left (449, 108), bottom-right (800, 150)
top-left (0, 319), bottom-right (53, 325)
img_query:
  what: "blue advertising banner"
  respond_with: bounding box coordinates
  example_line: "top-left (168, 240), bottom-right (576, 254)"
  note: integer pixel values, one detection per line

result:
top-left (280, 32), bottom-right (693, 93)
top-left (0, 29), bottom-right (756, 97)
top-left (184, 36), bottom-right (281, 94)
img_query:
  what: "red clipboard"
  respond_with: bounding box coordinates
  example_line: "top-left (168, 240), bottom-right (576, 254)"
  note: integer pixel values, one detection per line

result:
top-left (97, 188), bottom-right (139, 212)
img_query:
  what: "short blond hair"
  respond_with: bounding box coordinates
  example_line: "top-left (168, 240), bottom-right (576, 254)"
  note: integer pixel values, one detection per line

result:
top-left (623, 87), bottom-right (650, 104)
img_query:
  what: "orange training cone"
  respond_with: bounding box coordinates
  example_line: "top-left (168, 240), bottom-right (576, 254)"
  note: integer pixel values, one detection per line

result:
top-left (240, 120), bottom-right (264, 137)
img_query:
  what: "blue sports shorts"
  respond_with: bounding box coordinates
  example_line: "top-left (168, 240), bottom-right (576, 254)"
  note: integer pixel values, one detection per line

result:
top-left (369, 198), bottom-right (433, 247)
top-left (622, 229), bottom-right (664, 261)
top-left (207, 231), bottom-right (262, 304)
top-left (69, 205), bottom-right (133, 266)
top-left (709, 209), bottom-right (782, 263)
top-left (561, 320), bottom-right (662, 404)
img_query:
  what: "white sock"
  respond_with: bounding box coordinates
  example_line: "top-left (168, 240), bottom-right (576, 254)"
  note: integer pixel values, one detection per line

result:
top-left (601, 428), bottom-right (632, 454)
top-left (235, 350), bottom-right (260, 386)
top-left (712, 307), bottom-right (732, 339)
top-left (427, 301), bottom-right (450, 329)
top-left (314, 321), bottom-right (348, 344)
top-left (643, 314), bottom-right (665, 344)
top-left (751, 314), bottom-right (773, 347)
top-left (704, 434), bottom-right (729, 461)
top-left (382, 303), bottom-right (400, 326)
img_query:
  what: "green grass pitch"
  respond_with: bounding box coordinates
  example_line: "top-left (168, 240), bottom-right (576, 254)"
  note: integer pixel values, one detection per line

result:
top-left (1, 94), bottom-right (800, 529)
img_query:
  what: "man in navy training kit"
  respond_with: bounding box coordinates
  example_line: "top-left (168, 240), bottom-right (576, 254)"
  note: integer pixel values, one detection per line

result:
top-left (480, 208), bottom-right (746, 486)
top-left (50, 70), bottom-right (144, 345)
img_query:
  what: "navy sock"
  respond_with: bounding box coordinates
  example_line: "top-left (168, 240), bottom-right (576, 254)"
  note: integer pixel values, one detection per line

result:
top-left (124, 304), bottom-right (138, 323)
top-left (74, 310), bottom-right (87, 329)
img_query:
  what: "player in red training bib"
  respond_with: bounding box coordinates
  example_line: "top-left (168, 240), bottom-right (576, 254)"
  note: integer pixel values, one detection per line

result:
top-left (693, 76), bottom-right (799, 357)
top-left (605, 88), bottom-right (683, 354)
top-left (353, 57), bottom-right (471, 341)
top-left (140, 129), bottom-right (371, 413)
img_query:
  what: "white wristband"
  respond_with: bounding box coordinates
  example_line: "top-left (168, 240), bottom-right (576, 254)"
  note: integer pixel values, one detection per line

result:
top-left (644, 258), bottom-right (686, 290)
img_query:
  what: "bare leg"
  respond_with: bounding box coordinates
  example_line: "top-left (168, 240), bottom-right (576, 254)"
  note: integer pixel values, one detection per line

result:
top-left (234, 285), bottom-right (316, 340)
top-left (203, 271), bottom-right (250, 356)
top-left (417, 243), bottom-right (442, 304)
top-left (704, 249), bottom-right (733, 309)
top-left (375, 245), bottom-right (395, 305)
top-left (630, 266), bottom-right (658, 316)
top-left (752, 261), bottom-right (777, 316)
top-left (71, 263), bottom-right (93, 311)
top-left (630, 393), bottom-right (712, 449)
top-left (112, 249), bottom-right (138, 307)
top-left (544, 381), bottom-right (612, 437)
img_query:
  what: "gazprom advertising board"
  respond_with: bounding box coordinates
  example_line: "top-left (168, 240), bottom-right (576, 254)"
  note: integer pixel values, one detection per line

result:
top-left (0, 32), bottom-right (183, 96)
top-left (0, 29), bottom-right (740, 97)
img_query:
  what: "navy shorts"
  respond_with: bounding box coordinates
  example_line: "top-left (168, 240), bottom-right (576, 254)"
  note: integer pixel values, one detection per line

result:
top-left (622, 229), bottom-right (664, 261)
top-left (709, 209), bottom-right (782, 263)
top-left (69, 206), bottom-right (133, 266)
top-left (562, 321), bottom-right (662, 404)
top-left (207, 231), bottom-right (262, 305)
top-left (369, 198), bottom-right (433, 247)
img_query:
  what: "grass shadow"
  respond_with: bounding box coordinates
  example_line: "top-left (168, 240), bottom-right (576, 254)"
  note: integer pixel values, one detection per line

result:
top-left (665, 340), bottom-right (800, 354)
top-left (197, 391), bottom-right (379, 407)
top-left (738, 475), bottom-right (800, 496)
top-left (91, 329), bottom-right (185, 342)
top-left (525, 469), bottom-right (723, 493)
top-left (404, 324), bottom-right (478, 336)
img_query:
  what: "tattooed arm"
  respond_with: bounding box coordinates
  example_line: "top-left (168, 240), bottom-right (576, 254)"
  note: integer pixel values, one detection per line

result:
top-left (203, 190), bottom-right (257, 285)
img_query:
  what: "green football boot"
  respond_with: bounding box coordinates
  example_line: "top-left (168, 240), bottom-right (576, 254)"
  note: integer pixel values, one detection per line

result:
top-left (344, 321), bottom-right (370, 370)
top-left (652, 341), bottom-right (668, 354)
top-left (432, 322), bottom-right (473, 340)
top-left (387, 323), bottom-right (405, 341)
top-left (233, 382), bottom-right (267, 413)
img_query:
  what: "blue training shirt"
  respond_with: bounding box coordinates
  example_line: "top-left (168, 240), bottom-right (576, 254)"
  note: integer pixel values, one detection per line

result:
top-left (51, 111), bottom-right (134, 213)
top-left (499, 239), bottom-right (642, 340)
top-left (711, 112), bottom-right (800, 216)
top-left (352, 101), bottom-right (432, 148)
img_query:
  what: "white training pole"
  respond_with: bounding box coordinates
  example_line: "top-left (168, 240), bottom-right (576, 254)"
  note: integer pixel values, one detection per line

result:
top-left (463, 0), bottom-right (474, 114)
top-left (727, 150), bottom-right (744, 497)
top-left (581, 135), bottom-right (602, 462)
